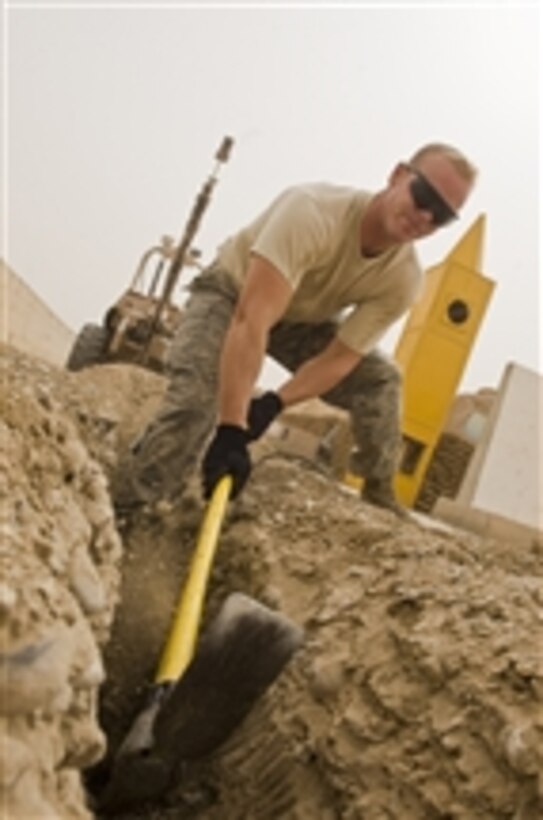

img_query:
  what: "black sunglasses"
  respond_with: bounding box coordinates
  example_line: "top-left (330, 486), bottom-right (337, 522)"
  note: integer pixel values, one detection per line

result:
top-left (405, 164), bottom-right (458, 227)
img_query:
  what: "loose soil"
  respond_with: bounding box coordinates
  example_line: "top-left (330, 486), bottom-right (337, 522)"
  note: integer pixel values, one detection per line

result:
top-left (1, 343), bottom-right (541, 819)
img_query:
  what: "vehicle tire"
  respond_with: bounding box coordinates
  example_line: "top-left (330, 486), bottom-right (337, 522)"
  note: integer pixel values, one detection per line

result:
top-left (66, 323), bottom-right (109, 371)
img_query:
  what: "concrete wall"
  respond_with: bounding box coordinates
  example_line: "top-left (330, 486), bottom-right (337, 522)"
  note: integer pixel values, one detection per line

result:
top-left (455, 362), bottom-right (542, 531)
top-left (1, 259), bottom-right (75, 367)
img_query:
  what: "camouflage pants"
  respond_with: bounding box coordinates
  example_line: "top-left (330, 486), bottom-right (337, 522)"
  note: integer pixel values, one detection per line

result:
top-left (121, 268), bottom-right (402, 505)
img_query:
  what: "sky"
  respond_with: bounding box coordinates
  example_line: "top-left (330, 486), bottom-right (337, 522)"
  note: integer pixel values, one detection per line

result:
top-left (2, 0), bottom-right (541, 393)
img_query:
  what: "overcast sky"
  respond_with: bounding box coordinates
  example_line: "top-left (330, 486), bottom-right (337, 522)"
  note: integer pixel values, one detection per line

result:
top-left (3, 1), bottom-right (540, 393)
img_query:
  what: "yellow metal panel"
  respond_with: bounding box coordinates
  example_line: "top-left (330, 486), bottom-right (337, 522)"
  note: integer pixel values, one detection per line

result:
top-left (402, 331), bottom-right (470, 429)
top-left (443, 214), bottom-right (486, 270)
top-left (393, 214), bottom-right (495, 508)
top-left (431, 266), bottom-right (495, 339)
top-left (400, 263), bottom-right (445, 332)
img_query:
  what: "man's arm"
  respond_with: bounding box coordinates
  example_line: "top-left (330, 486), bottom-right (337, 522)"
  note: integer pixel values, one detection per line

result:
top-left (218, 253), bottom-right (293, 426)
top-left (245, 334), bottom-right (361, 442)
top-left (203, 255), bottom-right (362, 496)
top-left (277, 336), bottom-right (362, 407)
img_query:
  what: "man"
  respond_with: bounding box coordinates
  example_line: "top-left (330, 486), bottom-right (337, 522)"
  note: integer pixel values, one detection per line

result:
top-left (116, 143), bottom-right (476, 517)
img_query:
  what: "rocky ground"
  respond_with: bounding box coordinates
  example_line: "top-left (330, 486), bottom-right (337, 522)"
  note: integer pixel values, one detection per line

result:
top-left (1, 342), bottom-right (542, 819)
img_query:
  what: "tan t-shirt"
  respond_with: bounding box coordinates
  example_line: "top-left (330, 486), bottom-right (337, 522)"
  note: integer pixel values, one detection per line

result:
top-left (215, 182), bottom-right (422, 354)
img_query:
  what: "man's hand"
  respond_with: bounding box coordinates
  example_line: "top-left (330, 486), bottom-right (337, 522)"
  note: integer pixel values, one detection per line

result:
top-left (247, 391), bottom-right (284, 441)
top-left (202, 424), bottom-right (251, 499)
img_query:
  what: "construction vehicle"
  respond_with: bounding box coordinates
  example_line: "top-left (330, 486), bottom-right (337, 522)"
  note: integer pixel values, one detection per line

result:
top-left (66, 136), bottom-right (234, 374)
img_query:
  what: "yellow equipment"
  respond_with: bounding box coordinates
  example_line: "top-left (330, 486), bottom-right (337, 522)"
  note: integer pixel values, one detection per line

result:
top-left (393, 214), bottom-right (495, 507)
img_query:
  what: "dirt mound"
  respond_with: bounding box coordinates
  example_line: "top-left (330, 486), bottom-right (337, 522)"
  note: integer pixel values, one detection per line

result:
top-left (2, 343), bottom-right (542, 819)
top-left (1, 345), bottom-right (124, 818)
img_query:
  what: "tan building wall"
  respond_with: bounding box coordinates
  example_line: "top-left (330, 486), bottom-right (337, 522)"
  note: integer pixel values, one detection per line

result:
top-left (456, 362), bottom-right (543, 531)
top-left (1, 259), bottom-right (75, 367)
top-left (435, 362), bottom-right (543, 545)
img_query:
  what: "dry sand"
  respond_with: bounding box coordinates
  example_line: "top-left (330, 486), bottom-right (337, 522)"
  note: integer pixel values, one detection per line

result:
top-left (1, 343), bottom-right (542, 819)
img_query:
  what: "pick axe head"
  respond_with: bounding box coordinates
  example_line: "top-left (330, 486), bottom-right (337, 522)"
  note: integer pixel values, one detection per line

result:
top-left (101, 593), bottom-right (303, 810)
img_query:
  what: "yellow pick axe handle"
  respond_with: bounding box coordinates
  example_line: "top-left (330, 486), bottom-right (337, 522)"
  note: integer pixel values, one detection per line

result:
top-left (156, 475), bottom-right (233, 684)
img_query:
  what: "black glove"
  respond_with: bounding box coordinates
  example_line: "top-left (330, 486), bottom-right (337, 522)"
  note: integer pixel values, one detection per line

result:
top-left (202, 424), bottom-right (251, 499)
top-left (247, 391), bottom-right (284, 441)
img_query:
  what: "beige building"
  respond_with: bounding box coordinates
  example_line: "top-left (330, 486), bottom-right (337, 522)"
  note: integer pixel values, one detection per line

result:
top-left (436, 362), bottom-right (543, 544)
top-left (1, 259), bottom-right (74, 367)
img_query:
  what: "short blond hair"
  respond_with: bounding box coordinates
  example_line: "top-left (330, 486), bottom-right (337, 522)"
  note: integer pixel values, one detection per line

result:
top-left (409, 143), bottom-right (478, 184)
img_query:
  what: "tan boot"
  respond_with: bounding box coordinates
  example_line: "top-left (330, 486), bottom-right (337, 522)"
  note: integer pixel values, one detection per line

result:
top-left (361, 478), bottom-right (410, 519)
